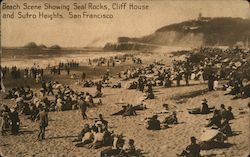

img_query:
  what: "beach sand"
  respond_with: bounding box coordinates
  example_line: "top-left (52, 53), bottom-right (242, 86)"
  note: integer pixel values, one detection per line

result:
top-left (0, 52), bottom-right (249, 157)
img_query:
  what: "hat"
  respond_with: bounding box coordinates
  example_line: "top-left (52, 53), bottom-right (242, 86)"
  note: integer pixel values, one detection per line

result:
top-left (96, 121), bottom-right (102, 126)
top-left (163, 103), bottom-right (169, 107)
top-left (128, 139), bottom-right (135, 145)
top-left (202, 99), bottom-right (207, 103)
top-left (152, 115), bottom-right (158, 119)
top-left (191, 136), bottom-right (196, 141)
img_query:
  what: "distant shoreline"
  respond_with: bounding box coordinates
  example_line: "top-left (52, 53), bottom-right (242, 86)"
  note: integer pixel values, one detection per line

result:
top-left (1, 46), bottom-right (104, 51)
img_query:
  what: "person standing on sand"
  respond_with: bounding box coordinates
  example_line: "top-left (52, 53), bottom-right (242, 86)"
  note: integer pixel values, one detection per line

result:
top-left (81, 72), bottom-right (86, 81)
top-left (0, 108), bottom-right (9, 135)
top-left (47, 82), bottom-right (54, 96)
top-left (10, 107), bottom-right (20, 135)
top-left (207, 71), bottom-right (215, 91)
top-left (88, 58), bottom-right (92, 65)
top-left (36, 107), bottom-right (48, 140)
top-left (66, 66), bottom-right (70, 75)
top-left (79, 96), bottom-right (88, 120)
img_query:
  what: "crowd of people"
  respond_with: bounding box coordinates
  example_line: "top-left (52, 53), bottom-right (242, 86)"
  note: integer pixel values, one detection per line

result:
top-left (0, 105), bottom-right (20, 135)
top-left (72, 114), bottom-right (139, 157)
top-left (1, 47), bottom-right (249, 157)
top-left (1, 64), bottom-right (45, 82)
top-left (1, 66), bottom-right (22, 79)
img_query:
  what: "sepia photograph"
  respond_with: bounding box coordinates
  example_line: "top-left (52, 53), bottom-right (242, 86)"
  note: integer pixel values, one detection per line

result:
top-left (0, 0), bottom-right (250, 156)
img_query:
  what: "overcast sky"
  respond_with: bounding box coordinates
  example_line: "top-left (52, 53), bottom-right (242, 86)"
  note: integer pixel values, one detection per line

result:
top-left (1, 0), bottom-right (250, 47)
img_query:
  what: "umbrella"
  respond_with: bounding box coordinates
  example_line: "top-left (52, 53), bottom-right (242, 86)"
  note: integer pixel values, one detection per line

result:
top-left (200, 128), bottom-right (220, 141)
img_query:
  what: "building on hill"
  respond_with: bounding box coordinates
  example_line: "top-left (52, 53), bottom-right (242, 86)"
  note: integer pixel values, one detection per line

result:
top-left (197, 13), bottom-right (211, 22)
top-left (183, 13), bottom-right (212, 31)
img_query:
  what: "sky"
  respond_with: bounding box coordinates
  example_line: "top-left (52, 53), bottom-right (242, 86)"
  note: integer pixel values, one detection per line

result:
top-left (1, 0), bottom-right (250, 47)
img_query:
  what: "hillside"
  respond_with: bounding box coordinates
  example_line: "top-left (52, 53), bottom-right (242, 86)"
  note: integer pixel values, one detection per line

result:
top-left (126, 17), bottom-right (250, 47)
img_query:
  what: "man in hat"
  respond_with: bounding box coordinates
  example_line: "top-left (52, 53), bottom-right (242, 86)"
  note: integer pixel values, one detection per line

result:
top-left (177, 136), bottom-right (201, 157)
top-left (219, 104), bottom-right (227, 119)
top-left (226, 106), bottom-right (234, 121)
top-left (36, 107), bottom-right (48, 140)
top-left (200, 99), bottom-right (209, 114)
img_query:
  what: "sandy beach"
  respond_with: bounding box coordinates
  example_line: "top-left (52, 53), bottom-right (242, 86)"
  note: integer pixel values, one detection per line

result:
top-left (0, 50), bottom-right (249, 157)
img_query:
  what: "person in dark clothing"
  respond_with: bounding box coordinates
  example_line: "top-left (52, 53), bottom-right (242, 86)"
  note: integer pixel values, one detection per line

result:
top-left (10, 107), bottom-right (20, 135)
top-left (122, 105), bottom-right (137, 117)
top-left (47, 82), bottom-right (54, 96)
top-left (66, 67), bottom-right (70, 75)
top-left (36, 107), bottom-right (48, 140)
top-left (79, 97), bottom-right (88, 120)
top-left (41, 81), bottom-right (47, 94)
top-left (81, 72), bottom-right (86, 81)
top-left (184, 72), bottom-right (190, 86)
top-left (200, 99), bottom-right (209, 114)
top-left (177, 136), bottom-right (201, 157)
top-left (189, 99), bottom-right (210, 114)
top-left (96, 81), bottom-right (103, 93)
top-left (111, 105), bottom-right (128, 116)
top-left (163, 111), bottom-right (178, 128)
top-left (138, 77), bottom-right (144, 92)
top-left (219, 105), bottom-right (233, 136)
top-left (100, 135), bottom-right (125, 157)
top-left (206, 110), bottom-right (221, 128)
top-left (226, 106), bottom-right (234, 121)
top-left (176, 73), bottom-right (182, 87)
top-left (3, 90), bottom-right (14, 99)
top-left (220, 120), bottom-right (233, 136)
top-left (30, 104), bottom-right (39, 121)
top-left (147, 115), bottom-right (161, 130)
top-left (111, 104), bottom-right (138, 117)
top-left (219, 104), bottom-right (227, 119)
top-left (43, 97), bottom-right (51, 110)
top-left (207, 72), bottom-right (214, 91)
top-left (21, 103), bottom-right (31, 116)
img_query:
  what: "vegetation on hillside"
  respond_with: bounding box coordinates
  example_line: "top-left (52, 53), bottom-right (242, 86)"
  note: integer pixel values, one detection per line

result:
top-left (124, 17), bottom-right (250, 47)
